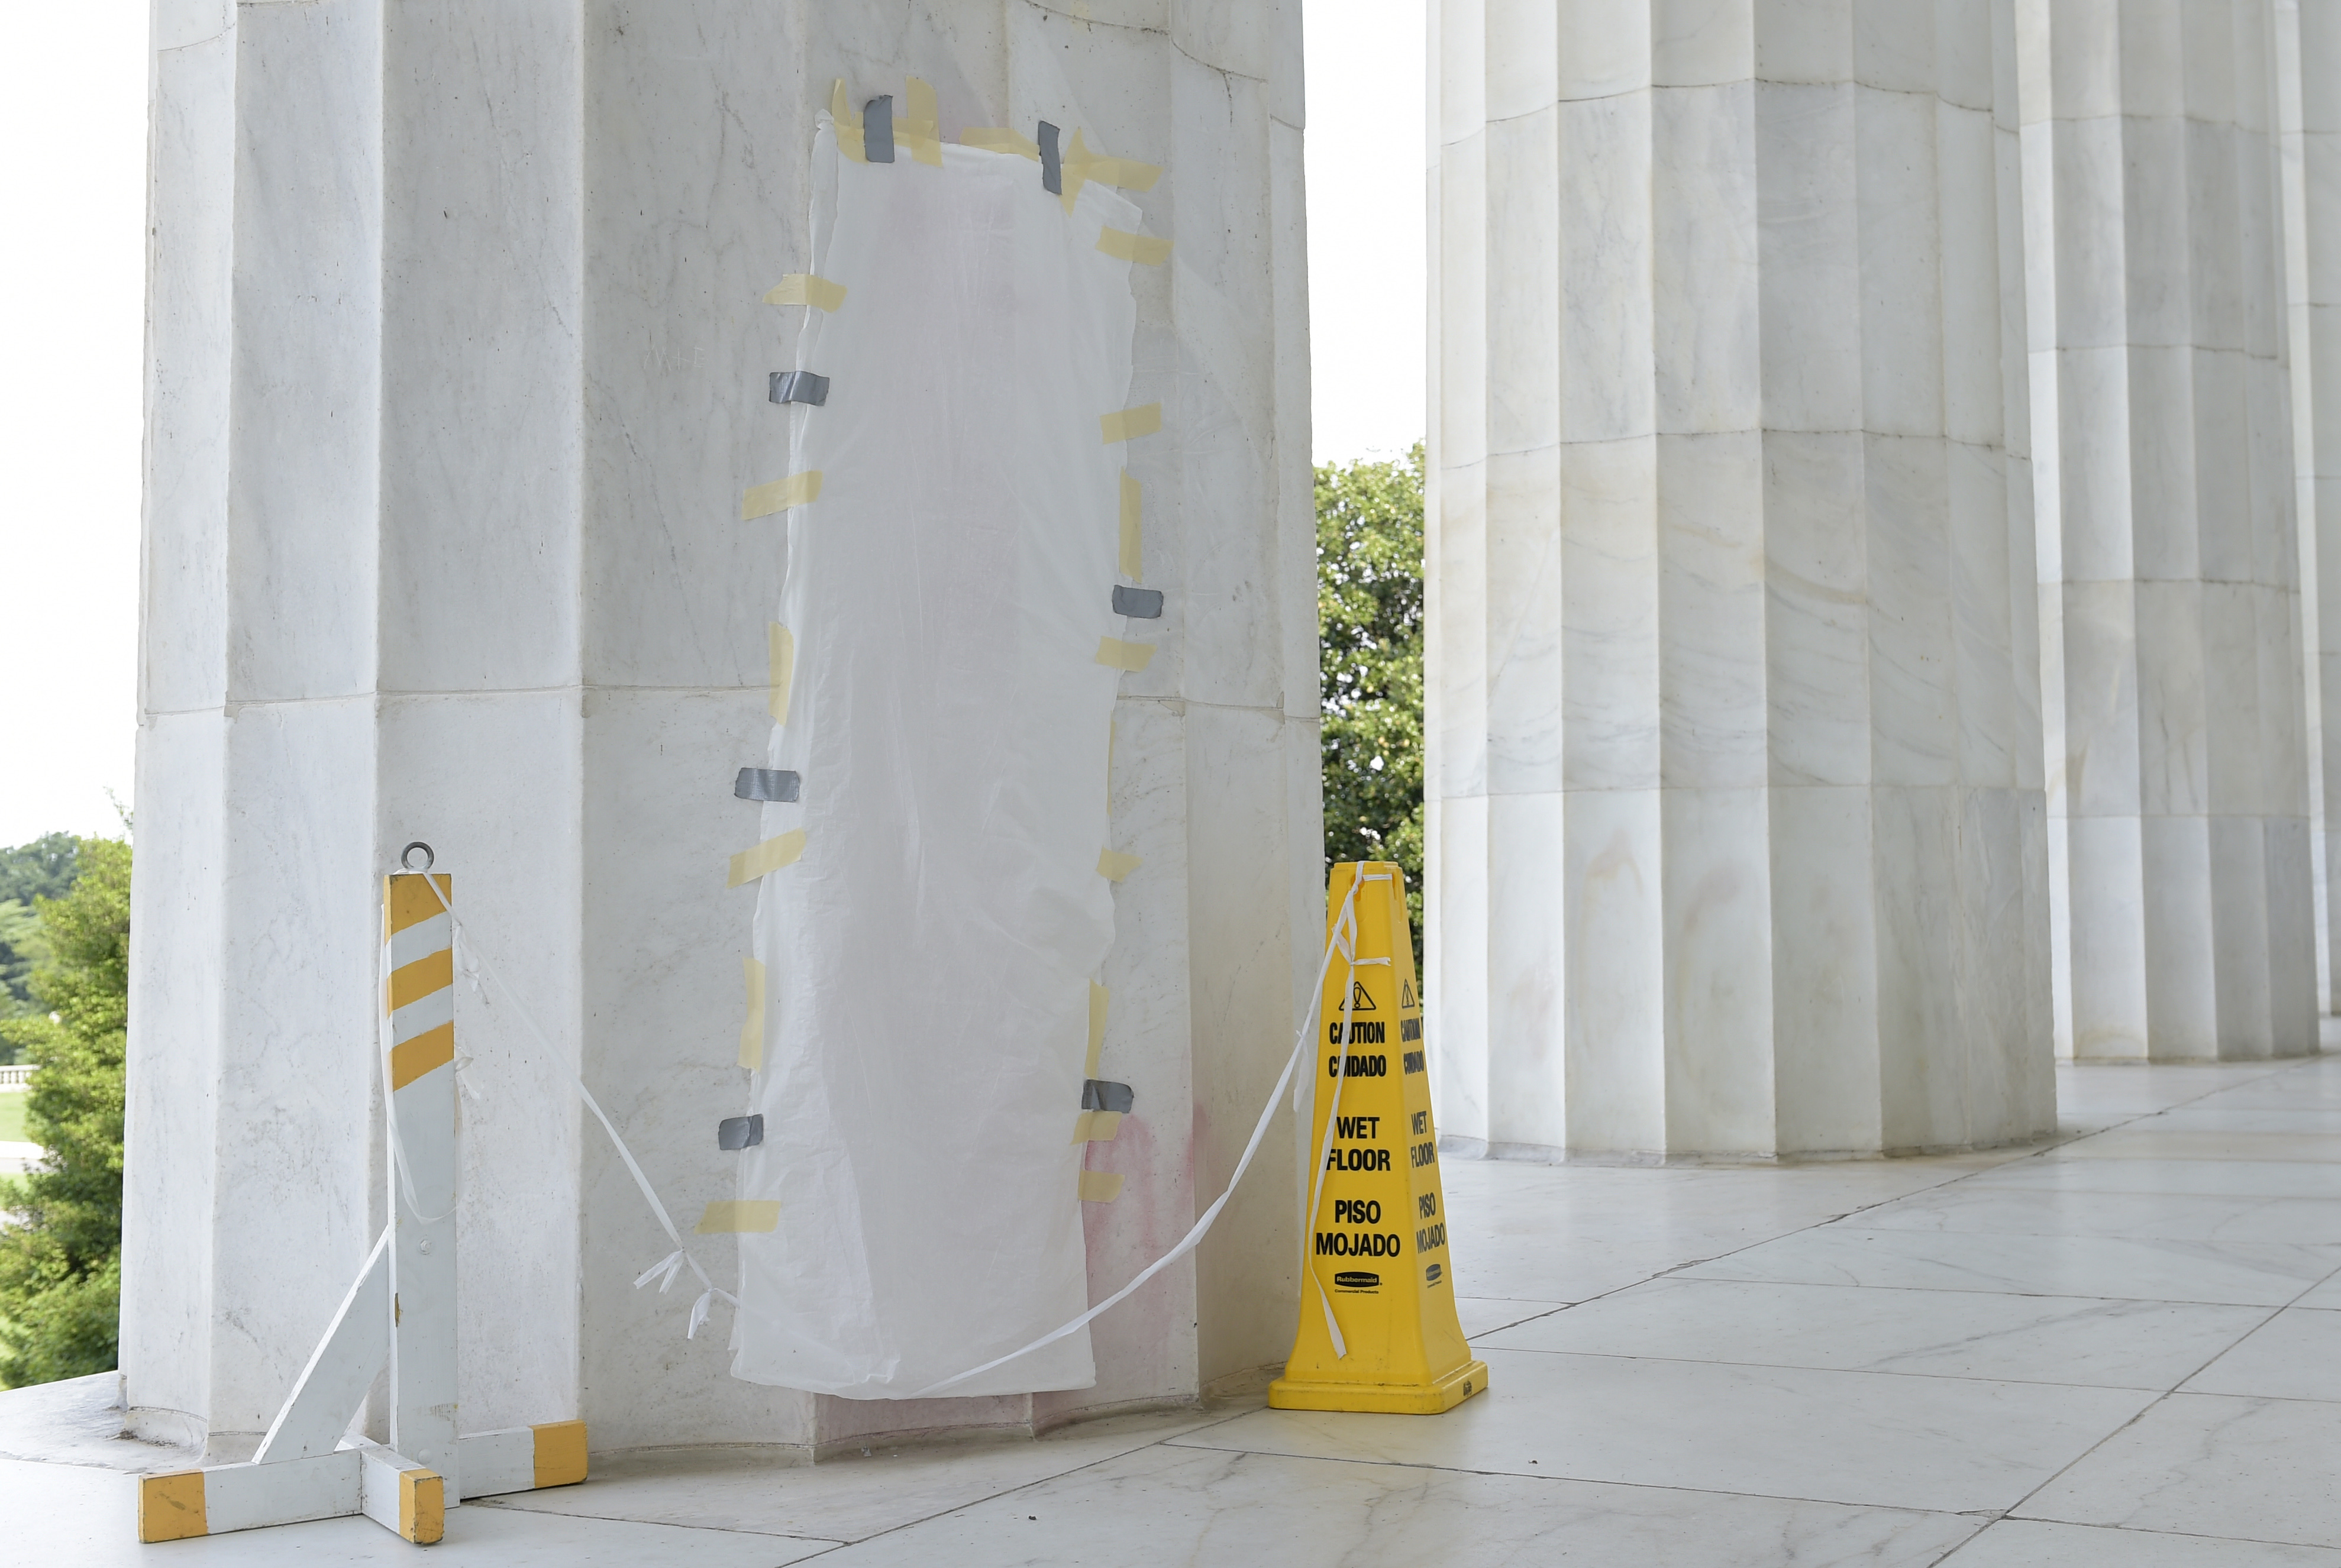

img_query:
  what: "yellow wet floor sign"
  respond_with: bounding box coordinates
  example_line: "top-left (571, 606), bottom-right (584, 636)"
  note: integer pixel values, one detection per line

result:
top-left (1270, 861), bottom-right (1487, 1414)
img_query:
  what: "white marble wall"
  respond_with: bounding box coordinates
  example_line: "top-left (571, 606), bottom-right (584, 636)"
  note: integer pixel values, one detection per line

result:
top-left (2279, 0), bottom-right (2341, 1013)
top-left (1427, 0), bottom-right (2058, 1159)
top-left (124, 0), bottom-right (1316, 1460)
top-left (2023, 0), bottom-right (2317, 1059)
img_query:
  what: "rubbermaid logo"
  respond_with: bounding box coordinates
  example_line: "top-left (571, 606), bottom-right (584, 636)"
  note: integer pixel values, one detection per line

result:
top-left (1425, 1263), bottom-right (1443, 1284)
top-left (1334, 1270), bottom-right (1380, 1289)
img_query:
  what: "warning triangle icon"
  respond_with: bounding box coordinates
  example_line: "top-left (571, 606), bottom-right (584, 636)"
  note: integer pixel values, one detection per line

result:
top-left (1347, 981), bottom-right (1377, 1011)
top-left (1401, 981), bottom-right (1417, 1009)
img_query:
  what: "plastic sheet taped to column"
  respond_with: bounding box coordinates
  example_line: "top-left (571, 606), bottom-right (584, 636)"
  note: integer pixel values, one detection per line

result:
top-left (732, 111), bottom-right (1150, 1399)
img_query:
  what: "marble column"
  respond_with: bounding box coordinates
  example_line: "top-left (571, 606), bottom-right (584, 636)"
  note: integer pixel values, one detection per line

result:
top-left (1427, 0), bottom-right (2057, 1159)
top-left (125, 0), bottom-right (1316, 1459)
top-left (2023, 0), bottom-right (2316, 1059)
top-left (2279, 0), bottom-right (2341, 1014)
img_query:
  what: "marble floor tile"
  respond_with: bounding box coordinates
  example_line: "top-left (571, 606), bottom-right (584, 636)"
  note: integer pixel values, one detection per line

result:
top-left (1445, 1225), bottom-right (1776, 1303)
top-left (1680, 1226), bottom-right (2341, 1305)
top-left (2193, 1087), bottom-right (2341, 1111)
top-left (1848, 1185), bottom-right (2341, 1243)
top-left (1964, 1156), bottom-right (2341, 1198)
top-left (1943, 1518), bottom-right (2341, 1566)
top-left (1167, 1347), bottom-right (2153, 1514)
top-left (2048, 1129), bottom-right (2341, 1163)
top-left (0, 1457), bottom-right (837, 1567)
top-left (2020, 1391), bottom-right (2341, 1548)
top-left (1452, 1295), bottom-right (1566, 1338)
top-left (1480, 1277), bottom-right (2269, 1388)
top-left (1445, 1154), bottom-right (2021, 1223)
top-left (2181, 1067), bottom-right (2341, 1104)
top-left (2145, 1107), bottom-right (2341, 1134)
top-left (2292, 1271), bottom-right (2341, 1307)
top-left (804, 1443), bottom-right (1982, 1567)
top-left (0, 1372), bottom-right (193, 1472)
top-left (2054, 1063), bottom-right (2292, 1119)
top-left (2183, 1308), bottom-right (2341, 1400)
top-left (485, 1407), bottom-right (1231, 1543)
top-left (1439, 1156), bottom-right (2025, 1302)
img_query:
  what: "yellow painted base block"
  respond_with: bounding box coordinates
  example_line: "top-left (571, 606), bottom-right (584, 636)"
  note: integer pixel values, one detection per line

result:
top-left (532, 1420), bottom-right (589, 1488)
top-left (1268, 1358), bottom-right (1489, 1415)
top-left (137, 1471), bottom-right (208, 1543)
top-left (401, 1468), bottom-right (444, 1545)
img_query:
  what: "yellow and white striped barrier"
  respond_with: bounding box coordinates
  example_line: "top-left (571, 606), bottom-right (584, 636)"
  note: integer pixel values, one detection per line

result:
top-left (137, 852), bottom-right (592, 1546)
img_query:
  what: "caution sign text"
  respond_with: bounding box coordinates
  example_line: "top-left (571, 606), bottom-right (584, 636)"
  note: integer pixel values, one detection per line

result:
top-left (1270, 861), bottom-right (1487, 1416)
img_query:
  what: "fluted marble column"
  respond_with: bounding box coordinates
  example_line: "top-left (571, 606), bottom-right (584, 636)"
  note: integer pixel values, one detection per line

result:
top-left (1427, 1), bottom-right (2056, 1159)
top-left (127, 0), bottom-right (1315, 1459)
top-left (2024, 0), bottom-right (2316, 1059)
top-left (2279, 0), bottom-right (2341, 1013)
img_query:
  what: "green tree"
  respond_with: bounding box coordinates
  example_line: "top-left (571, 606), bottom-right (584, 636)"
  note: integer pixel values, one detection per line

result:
top-left (1318, 444), bottom-right (1426, 964)
top-left (0, 836), bottom-right (129, 1387)
top-left (0, 833), bottom-right (79, 1024)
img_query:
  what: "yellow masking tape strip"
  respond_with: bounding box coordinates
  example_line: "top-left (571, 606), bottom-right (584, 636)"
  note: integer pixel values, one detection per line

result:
top-left (740, 956), bottom-right (766, 1071)
top-left (532, 1421), bottom-right (589, 1489)
top-left (1096, 637), bottom-right (1155, 673)
top-left (729, 830), bottom-right (808, 888)
top-left (1071, 1110), bottom-right (1125, 1144)
top-left (386, 874), bottom-right (454, 935)
top-left (1098, 848), bottom-right (1142, 882)
top-left (1074, 150), bottom-right (1162, 190)
top-left (401, 1468), bottom-right (445, 1546)
top-left (1119, 480), bottom-right (1147, 583)
top-left (1079, 1170), bottom-right (1125, 1202)
top-left (897, 77), bottom-right (942, 166)
top-left (1087, 982), bottom-right (1109, 1078)
top-left (1100, 403), bottom-right (1162, 444)
top-left (388, 948), bottom-right (452, 1012)
top-left (742, 471), bottom-right (822, 520)
top-left (139, 1472), bottom-right (207, 1543)
top-left (764, 274), bottom-right (847, 311)
top-left (1097, 227), bottom-right (1172, 265)
top-left (962, 127), bottom-right (1041, 160)
top-left (1060, 127), bottom-right (1162, 212)
top-left (768, 623), bottom-right (796, 722)
top-left (831, 79), bottom-right (866, 162)
top-left (390, 1022), bottom-right (456, 1091)
top-left (697, 1200), bottom-right (782, 1234)
top-left (1119, 474), bottom-right (1142, 578)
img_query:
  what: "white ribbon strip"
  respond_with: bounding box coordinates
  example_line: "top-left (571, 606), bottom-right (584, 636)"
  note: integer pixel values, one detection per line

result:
top-left (909, 872), bottom-right (1373, 1398)
top-left (416, 877), bottom-right (738, 1339)
top-left (399, 867), bottom-right (1380, 1365)
top-left (1300, 874), bottom-right (1393, 1360)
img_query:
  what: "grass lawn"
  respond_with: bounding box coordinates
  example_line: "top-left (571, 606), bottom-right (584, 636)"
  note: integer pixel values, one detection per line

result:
top-left (0, 1089), bottom-right (27, 1145)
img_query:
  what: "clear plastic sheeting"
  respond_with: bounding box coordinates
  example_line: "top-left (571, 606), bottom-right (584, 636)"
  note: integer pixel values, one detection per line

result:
top-left (732, 121), bottom-right (1144, 1398)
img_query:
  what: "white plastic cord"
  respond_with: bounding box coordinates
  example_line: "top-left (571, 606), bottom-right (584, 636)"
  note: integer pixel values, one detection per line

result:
top-left (414, 875), bottom-right (738, 1340)
top-left (396, 868), bottom-right (1377, 1366)
top-left (1299, 873), bottom-right (1394, 1360)
top-left (909, 872), bottom-right (1373, 1398)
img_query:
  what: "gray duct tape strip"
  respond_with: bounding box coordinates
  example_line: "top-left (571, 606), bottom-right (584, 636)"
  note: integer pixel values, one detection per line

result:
top-left (865, 95), bottom-right (895, 163)
top-left (735, 768), bottom-right (802, 803)
top-left (1039, 121), bottom-right (1061, 194)
top-left (770, 370), bottom-right (830, 406)
top-left (1112, 586), bottom-right (1163, 619)
top-left (1081, 1079), bottom-right (1134, 1113)
top-left (718, 1114), bottom-right (764, 1150)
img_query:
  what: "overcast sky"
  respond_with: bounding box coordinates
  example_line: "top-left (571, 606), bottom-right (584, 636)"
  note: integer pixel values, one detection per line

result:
top-left (0, 3), bottom-right (1427, 849)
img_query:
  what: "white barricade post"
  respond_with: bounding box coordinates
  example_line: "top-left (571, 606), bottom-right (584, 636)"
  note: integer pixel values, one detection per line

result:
top-left (137, 850), bottom-right (589, 1546)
